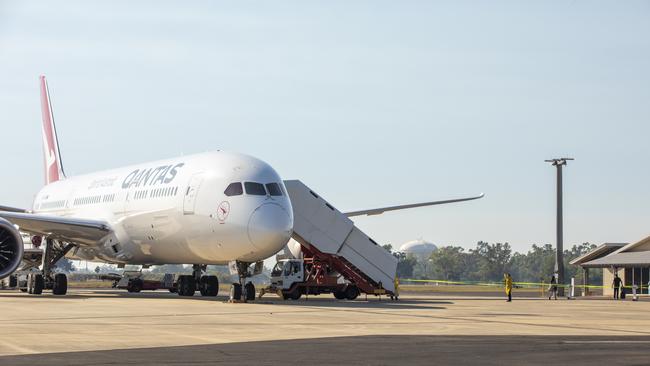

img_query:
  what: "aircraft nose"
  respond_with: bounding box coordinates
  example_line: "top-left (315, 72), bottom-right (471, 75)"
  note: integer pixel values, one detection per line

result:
top-left (247, 203), bottom-right (293, 250)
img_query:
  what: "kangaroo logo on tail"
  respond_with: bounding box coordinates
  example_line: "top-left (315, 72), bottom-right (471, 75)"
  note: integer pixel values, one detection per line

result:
top-left (40, 75), bottom-right (66, 185)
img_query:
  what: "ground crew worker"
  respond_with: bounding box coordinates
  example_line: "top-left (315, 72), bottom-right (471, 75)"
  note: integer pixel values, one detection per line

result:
top-left (391, 277), bottom-right (400, 301)
top-left (504, 273), bottom-right (513, 302)
top-left (612, 273), bottom-right (622, 300)
top-left (548, 274), bottom-right (558, 300)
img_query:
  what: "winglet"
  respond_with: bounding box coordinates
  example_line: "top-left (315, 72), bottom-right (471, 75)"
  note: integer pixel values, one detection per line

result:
top-left (40, 75), bottom-right (66, 185)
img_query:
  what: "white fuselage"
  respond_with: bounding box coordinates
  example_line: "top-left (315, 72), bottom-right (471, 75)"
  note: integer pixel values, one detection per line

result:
top-left (31, 151), bottom-right (294, 265)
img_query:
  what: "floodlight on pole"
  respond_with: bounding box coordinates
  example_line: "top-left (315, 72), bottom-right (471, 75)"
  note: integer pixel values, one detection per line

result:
top-left (545, 158), bottom-right (573, 297)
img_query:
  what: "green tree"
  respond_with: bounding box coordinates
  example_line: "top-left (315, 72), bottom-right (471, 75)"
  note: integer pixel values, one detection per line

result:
top-left (469, 241), bottom-right (512, 281)
top-left (429, 246), bottom-right (471, 281)
top-left (395, 252), bottom-right (418, 278)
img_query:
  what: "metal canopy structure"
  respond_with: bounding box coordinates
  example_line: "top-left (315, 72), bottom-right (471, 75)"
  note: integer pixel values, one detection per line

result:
top-left (575, 236), bottom-right (650, 268)
top-left (570, 243), bottom-right (628, 267)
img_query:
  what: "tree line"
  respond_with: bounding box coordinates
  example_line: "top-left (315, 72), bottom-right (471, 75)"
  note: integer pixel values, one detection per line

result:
top-left (386, 241), bottom-right (601, 285)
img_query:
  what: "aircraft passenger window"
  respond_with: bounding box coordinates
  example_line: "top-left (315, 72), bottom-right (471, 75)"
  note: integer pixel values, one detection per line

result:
top-left (265, 183), bottom-right (282, 196)
top-left (244, 182), bottom-right (266, 196)
top-left (224, 182), bottom-right (243, 196)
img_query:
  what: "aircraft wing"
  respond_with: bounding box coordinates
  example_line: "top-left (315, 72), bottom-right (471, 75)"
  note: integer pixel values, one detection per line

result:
top-left (0, 211), bottom-right (111, 246)
top-left (0, 205), bottom-right (28, 213)
top-left (344, 193), bottom-right (485, 217)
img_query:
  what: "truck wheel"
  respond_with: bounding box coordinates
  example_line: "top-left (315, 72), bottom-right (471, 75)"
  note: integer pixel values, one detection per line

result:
top-left (244, 282), bottom-right (255, 301)
top-left (129, 279), bottom-right (143, 293)
top-left (290, 288), bottom-right (302, 300)
top-left (345, 285), bottom-right (359, 300)
top-left (230, 283), bottom-right (242, 301)
top-left (333, 290), bottom-right (346, 300)
top-left (52, 273), bottom-right (68, 295)
top-left (9, 275), bottom-right (17, 288)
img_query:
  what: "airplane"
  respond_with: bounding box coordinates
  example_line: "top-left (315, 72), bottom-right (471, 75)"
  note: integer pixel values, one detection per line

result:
top-left (0, 76), bottom-right (484, 299)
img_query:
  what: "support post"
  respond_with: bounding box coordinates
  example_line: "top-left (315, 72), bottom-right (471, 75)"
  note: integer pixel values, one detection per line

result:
top-left (545, 158), bottom-right (573, 297)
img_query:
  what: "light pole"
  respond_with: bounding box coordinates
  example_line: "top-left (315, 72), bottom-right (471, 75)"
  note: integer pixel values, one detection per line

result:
top-left (545, 158), bottom-right (574, 297)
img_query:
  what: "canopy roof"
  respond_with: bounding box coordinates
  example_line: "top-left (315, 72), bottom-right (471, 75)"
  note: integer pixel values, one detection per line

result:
top-left (576, 236), bottom-right (650, 268)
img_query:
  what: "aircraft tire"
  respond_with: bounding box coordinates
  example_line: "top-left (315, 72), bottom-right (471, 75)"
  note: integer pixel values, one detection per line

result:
top-left (27, 273), bottom-right (34, 294)
top-left (52, 273), bottom-right (67, 295)
top-left (200, 276), bottom-right (218, 297)
top-left (199, 277), bottom-right (207, 296)
top-left (32, 274), bottom-right (44, 295)
top-left (178, 275), bottom-right (195, 296)
top-left (230, 283), bottom-right (242, 301)
top-left (9, 275), bottom-right (17, 288)
top-left (244, 282), bottom-right (255, 301)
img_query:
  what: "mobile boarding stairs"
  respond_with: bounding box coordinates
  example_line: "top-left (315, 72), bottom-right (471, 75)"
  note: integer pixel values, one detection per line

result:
top-left (280, 180), bottom-right (398, 297)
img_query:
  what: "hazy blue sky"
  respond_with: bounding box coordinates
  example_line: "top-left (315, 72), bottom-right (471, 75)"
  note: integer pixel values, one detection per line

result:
top-left (1, 1), bottom-right (648, 253)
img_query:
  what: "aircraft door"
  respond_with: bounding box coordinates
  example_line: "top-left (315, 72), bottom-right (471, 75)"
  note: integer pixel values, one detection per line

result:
top-left (183, 173), bottom-right (204, 215)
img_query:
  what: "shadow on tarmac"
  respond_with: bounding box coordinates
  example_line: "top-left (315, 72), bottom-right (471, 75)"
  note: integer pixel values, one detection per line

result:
top-left (2, 335), bottom-right (649, 366)
top-left (0, 289), bottom-right (452, 310)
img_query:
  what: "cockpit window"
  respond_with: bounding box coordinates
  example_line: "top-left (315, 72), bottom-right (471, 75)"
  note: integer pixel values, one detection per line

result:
top-left (244, 182), bottom-right (266, 196)
top-left (266, 183), bottom-right (283, 196)
top-left (224, 182), bottom-right (243, 196)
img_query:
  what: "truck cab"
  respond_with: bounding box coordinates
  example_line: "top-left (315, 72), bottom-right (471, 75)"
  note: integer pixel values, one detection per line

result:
top-left (271, 259), bottom-right (304, 290)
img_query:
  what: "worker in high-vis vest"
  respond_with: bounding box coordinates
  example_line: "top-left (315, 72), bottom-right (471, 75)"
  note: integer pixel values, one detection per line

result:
top-left (504, 273), bottom-right (513, 302)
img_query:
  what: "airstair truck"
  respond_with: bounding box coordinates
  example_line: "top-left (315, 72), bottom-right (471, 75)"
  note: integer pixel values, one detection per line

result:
top-left (261, 180), bottom-right (398, 300)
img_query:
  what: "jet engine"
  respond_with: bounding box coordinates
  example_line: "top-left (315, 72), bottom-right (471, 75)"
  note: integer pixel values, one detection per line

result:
top-left (0, 218), bottom-right (24, 279)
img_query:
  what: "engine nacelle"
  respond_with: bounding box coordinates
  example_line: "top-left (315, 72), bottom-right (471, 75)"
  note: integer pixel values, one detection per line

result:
top-left (0, 218), bottom-right (24, 279)
top-left (275, 239), bottom-right (303, 261)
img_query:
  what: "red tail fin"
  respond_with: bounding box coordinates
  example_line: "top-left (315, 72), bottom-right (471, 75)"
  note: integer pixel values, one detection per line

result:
top-left (40, 75), bottom-right (66, 185)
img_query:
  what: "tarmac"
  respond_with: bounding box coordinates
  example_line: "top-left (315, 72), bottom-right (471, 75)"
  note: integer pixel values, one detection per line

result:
top-left (1, 289), bottom-right (649, 365)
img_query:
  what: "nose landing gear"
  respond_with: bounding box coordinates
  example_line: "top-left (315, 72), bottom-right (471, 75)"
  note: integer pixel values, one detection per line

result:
top-left (228, 261), bottom-right (262, 302)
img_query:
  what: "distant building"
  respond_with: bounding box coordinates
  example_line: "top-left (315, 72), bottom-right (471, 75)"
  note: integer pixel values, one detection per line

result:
top-left (399, 239), bottom-right (437, 258)
top-left (571, 237), bottom-right (650, 296)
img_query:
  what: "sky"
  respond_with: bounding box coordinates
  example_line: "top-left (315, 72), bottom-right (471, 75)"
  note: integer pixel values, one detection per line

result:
top-left (0, 1), bottom-right (649, 254)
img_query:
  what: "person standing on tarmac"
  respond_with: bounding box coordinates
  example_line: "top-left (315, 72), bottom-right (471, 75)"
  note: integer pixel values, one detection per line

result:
top-left (504, 273), bottom-right (513, 302)
top-left (548, 274), bottom-right (558, 300)
top-left (612, 273), bottom-right (623, 300)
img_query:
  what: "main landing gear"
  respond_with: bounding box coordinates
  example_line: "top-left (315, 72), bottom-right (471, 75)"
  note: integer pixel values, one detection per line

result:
top-left (176, 264), bottom-right (219, 297)
top-left (229, 261), bottom-right (261, 302)
top-left (23, 238), bottom-right (74, 296)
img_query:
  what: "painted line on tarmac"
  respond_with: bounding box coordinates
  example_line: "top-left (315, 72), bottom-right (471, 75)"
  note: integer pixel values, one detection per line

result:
top-left (312, 306), bottom-right (650, 336)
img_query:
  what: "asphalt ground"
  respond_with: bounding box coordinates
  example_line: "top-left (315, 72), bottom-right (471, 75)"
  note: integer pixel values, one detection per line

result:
top-left (1, 289), bottom-right (648, 365)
